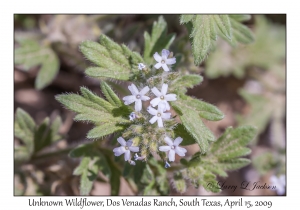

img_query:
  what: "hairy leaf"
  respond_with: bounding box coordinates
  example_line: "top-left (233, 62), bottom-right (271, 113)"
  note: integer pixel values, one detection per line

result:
top-left (70, 144), bottom-right (111, 195)
top-left (170, 74), bottom-right (203, 94)
top-left (143, 16), bottom-right (175, 63)
top-left (181, 126), bottom-right (256, 193)
top-left (14, 108), bottom-right (35, 151)
top-left (180, 14), bottom-right (253, 65)
top-left (80, 35), bottom-right (143, 81)
top-left (100, 81), bottom-right (122, 107)
top-left (172, 99), bottom-right (215, 153)
top-left (15, 38), bottom-right (60, 90)
top-left (56, 85), bottom-right (129, 140)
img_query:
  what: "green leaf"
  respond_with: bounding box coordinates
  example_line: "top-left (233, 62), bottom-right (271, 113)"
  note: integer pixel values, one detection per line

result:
top-left (15, 38), bottom-right (60, 90)
top-left (50, 116), bottom-right (63, 143)
top-left (180, 15), bottom-right (194, 24)
top-left (87, 123), bottom-right (124, 139)
top-left (71, 144), bottom-right (112, 195)
top-left (237, 89), bottom-right (273, 138)
top-left (172, 99), bottom-right (215, 154)
top-left (180, 14), bottom-right (253, 65)
top-left (170, 74), bottom-right (203, 94)
top-left (229, 17), bottom-right (254, 45)
top-left (184, 96), bottom-right (224, 121)
top-left (173, 124), bottom-right (197, 146)
top-left (181, 126), bottom-right (256, 193)
top-left (143, 16), bottom-right (175, 63)
top-left (100, 81), bottom-right (122, 107)
top-left (34, 117), bottom-right (52, 153)
top-left (213, 15), bottom-right (232, 39)
top-left (14, 108), bottom-right (35, 151)
top-left (56, 86), bottom-right (129, 140)
top-left (172, 96), bottom-right (224, 153)
top-left (210, 126), bottom-right (256, 155)
top-left (80, 87), bottom-right (114, 112)
top-left (80, 35), bottom-right (143, 81)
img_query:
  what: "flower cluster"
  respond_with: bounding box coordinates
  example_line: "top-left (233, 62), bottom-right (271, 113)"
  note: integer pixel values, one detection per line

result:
top-left (113, 49), bottom-right (187, 166)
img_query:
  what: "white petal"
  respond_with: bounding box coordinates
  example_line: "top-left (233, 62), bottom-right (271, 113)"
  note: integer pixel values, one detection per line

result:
top-left (140, 86), bottom-right (150, 95)
top-left (151, 87), bottom-right (161, 97)
top-left (149, 116), bottom-right (158, 124)
top-left (123, 95), bottom-right (136, 105)
top-left (162, 112), bottom-right (171, 119)
top-left (162, 49), bottom-right (170, 58)
top-left (159, 101), bottom-right (170, 111)
top-left (164, 136), bottom-right (174, 146)
top-left (134, 99), bottom-right (142, 111)
top-left (168, 149), bottom-right (175, 162)
top-left (161, 83), bottom-right (168, 95)
top-left (117, 137), bottom-right (127, 146)
top-left (141, 95), bottom-right (150, 101)
top-left (165, 94), bottom-right (177, 101)
top-left (126, 140), bottom-right (133, 147)
top-left (159, 145), bottom-right (171, 152)
top-left (158, 103), bottom-right (166, 112)
top-left (173, 137), bottom-right (183, 146)
top-left (157, 117), bottom-right (163, 127)
top-left (175, 146), bottom-right (187, 156)
top-left (162, 64), bottom-right (170, 72)
top-left (147, 106), bottom-right (157, 115)
top-left (138, 63), bottom-right (146, 70)
top-left (124, 150), bottom-right (131, 161)
top-left (128, 84), bottom-right (139, 95)
top-left (154, 63), bottom-right (162, 69)
top-left (129, 146), bottom-right (139, 152)
top-left (113, 146), bottom-right (125, 156)
top-left (153, 52), bottom-right (162, 62)
top-left (150, 97), bottom-right (161, 107)
top-left (166, 57), bottom-right (176, 65)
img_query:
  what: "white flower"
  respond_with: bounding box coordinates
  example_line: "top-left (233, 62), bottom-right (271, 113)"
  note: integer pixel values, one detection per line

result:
top-left (270, 175), bottom-right (286, 195)
top-left (150, 83), bottom-right (177, 111)
top-left (129, 112), bottom-right (136, 121)
top-left (113, 137), bottom-right (139, 161)
top-left (138, 63), bottom-right (146, 70)
top-left (123, 84), bottom-right (150, 111)
top-left (153, 49), bottom-right (176, 72)
top-left (147, 104), bottom-right (171, 127)
top-left (159, 136), bottom-right (187, 162)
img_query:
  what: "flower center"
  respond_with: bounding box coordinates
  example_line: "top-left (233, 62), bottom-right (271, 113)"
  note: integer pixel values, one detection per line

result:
top-left (171, 145), bottom-right (175, 149)
top-left (125, 146), bottom-right (129, 150)
top-left (136, 94), bottom-right (141, 99)
top-left (161, 60), bottom-right (165, 64)
top-left (157, 113), bottom-right (161, 117)
top-left (160, 95), bottom-right (164, 100)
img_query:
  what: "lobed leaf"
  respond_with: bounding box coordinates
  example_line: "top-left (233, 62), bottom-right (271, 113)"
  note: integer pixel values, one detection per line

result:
top-left (14, 108), bottom-right (35, 151)
top-left (170, 74), bottom-right (203, 94)
top-left (15, 38), bottom-right (60, 90)
top-left (180, 14), bottom-right (253, 65)
top-left (100, 81), bottom-right (123, 107)
top-left (80, 34), bottom-right (143, 81)
top-left (172, 99), bottom-right (215, 154)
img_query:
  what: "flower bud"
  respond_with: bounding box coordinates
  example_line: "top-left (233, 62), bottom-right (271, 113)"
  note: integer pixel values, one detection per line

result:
top-left (149, 141), bottom-right (158, 152)
top-left (131, 125), bottom-right (143, 135)
top-left (131, 136), bottom-right (141, 146)
top-left (172, 178), bottom-right (187, 194)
